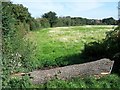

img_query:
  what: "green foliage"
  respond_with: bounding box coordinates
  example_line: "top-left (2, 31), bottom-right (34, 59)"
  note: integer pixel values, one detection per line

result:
top-left (81, 41), bottom-right (107, 61)
top-left (36, 18), bottom-right (50, 28)
top-left (41, 14), bottom-right (117, 27)
top-left (11, 4), bottom-right (31, 23)
top-left (8, 76), bottom-right (32, 89)
top-left (54, 16), bottom-right (117, 27)
top-left (2, 2), bottom-right (37, 88)
top-left (54, 18), bottom-right (64, 27)
top-left (81, 26), bottom-right (120, 74)
top-left (29, 17), bottom-right (40, 30)
top-left (2, 3), bottom-right (17, 87)
top-left (102, 17), bottom-right (117, 25)
top-left (42, 11), bottom-right (58, 27)
top-left (11, 3), bottom-right (39, 31)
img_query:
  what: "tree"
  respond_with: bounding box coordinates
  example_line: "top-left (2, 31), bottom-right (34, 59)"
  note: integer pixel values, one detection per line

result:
top-left (42, 11), bottom-right (57, 27)
top-left (11, 4), bottom-right (31, 23)
top-left (55, 17), bottom-right (64, 27)
top-left (102, 17), bottom-right (117, 25)
top-left (36, 18), bottom-right (50, 28)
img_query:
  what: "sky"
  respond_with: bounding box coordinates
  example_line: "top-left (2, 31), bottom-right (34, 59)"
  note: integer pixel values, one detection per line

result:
top-left (11, 0), bottom-right (120, 19)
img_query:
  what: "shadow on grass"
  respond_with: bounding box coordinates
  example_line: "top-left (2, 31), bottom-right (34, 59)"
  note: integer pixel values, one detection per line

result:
top-left (54, 27), bottom-right (120, 75)
top-left (55, 53), bottom-right (85, 67)
top-left (55, 41), bottom-right (109, 67)
top-left (55, 40), bottom-right (120, 76)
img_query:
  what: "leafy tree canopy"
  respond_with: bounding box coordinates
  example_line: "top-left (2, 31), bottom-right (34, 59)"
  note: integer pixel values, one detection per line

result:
top-left (42, 11), bottom-right (58, 27)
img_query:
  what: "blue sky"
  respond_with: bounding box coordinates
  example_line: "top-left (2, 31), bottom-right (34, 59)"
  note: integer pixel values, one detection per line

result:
top-left (11, 0), bottom-right (119, 19)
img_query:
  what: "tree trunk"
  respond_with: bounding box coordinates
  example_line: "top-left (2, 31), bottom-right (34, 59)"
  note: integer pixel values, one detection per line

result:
top-left (50, 23), bottom-right (53, 27)
top-left (29, 58), bottom-right (114, 84)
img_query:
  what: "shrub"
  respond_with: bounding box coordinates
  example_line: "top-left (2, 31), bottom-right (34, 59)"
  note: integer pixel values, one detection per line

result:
top-left (2, 2), bottom-right (37, 88)
top-left (81, 41), bottom-right (107, 61)
top-left (81, 26), bottom-right (120, 74)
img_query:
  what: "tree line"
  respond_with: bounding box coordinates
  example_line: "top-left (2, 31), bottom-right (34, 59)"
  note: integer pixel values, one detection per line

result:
top-left (36, 11), bottom-right (117, 28)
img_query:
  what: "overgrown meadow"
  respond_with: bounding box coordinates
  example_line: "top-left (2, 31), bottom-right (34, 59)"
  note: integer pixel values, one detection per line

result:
top-left (2, 2), bottom-right (119, 88)
top-left (24, 25), bottom-right (120, 88)
top-left (26, 25), bottom-right (114, 69)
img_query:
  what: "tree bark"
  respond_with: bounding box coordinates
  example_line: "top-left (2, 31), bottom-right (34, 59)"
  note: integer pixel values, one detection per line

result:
top-left (29, 58), bottom-right (114, 84)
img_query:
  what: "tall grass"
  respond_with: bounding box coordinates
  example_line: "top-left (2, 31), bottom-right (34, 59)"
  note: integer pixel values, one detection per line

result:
top-left (26, 25), bottom-right (114, 69)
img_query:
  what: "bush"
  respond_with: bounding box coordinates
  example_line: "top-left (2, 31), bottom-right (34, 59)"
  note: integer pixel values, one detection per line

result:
top-left (81, 41), bottom-right (107, 61)
top-left (2, 2), bottom-right (38, 88)
top-left (81, 26), bottom-right (120, 74)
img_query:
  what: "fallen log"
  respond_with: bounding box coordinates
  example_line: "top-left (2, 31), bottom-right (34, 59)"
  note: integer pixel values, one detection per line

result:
top-left (29, 58), bottom-right (114, 84)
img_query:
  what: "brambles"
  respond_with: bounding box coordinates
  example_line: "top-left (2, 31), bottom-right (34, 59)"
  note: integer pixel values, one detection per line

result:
top-left (2, 2), bottom-right (37, 88)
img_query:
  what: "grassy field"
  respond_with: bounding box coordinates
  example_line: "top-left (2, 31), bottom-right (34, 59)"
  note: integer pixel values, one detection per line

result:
top-left (26, 25), bottom-right (114, 69)
top-left (25, 25), bottom-right (120, 88)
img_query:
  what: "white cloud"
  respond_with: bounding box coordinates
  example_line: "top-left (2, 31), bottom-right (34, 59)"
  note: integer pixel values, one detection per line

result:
top-left (11, 0), bottom-right (118, 19)
top-left (14, 2), bottom-right (65, 17)
top-left (12, 1), bottom-right (104, 17)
